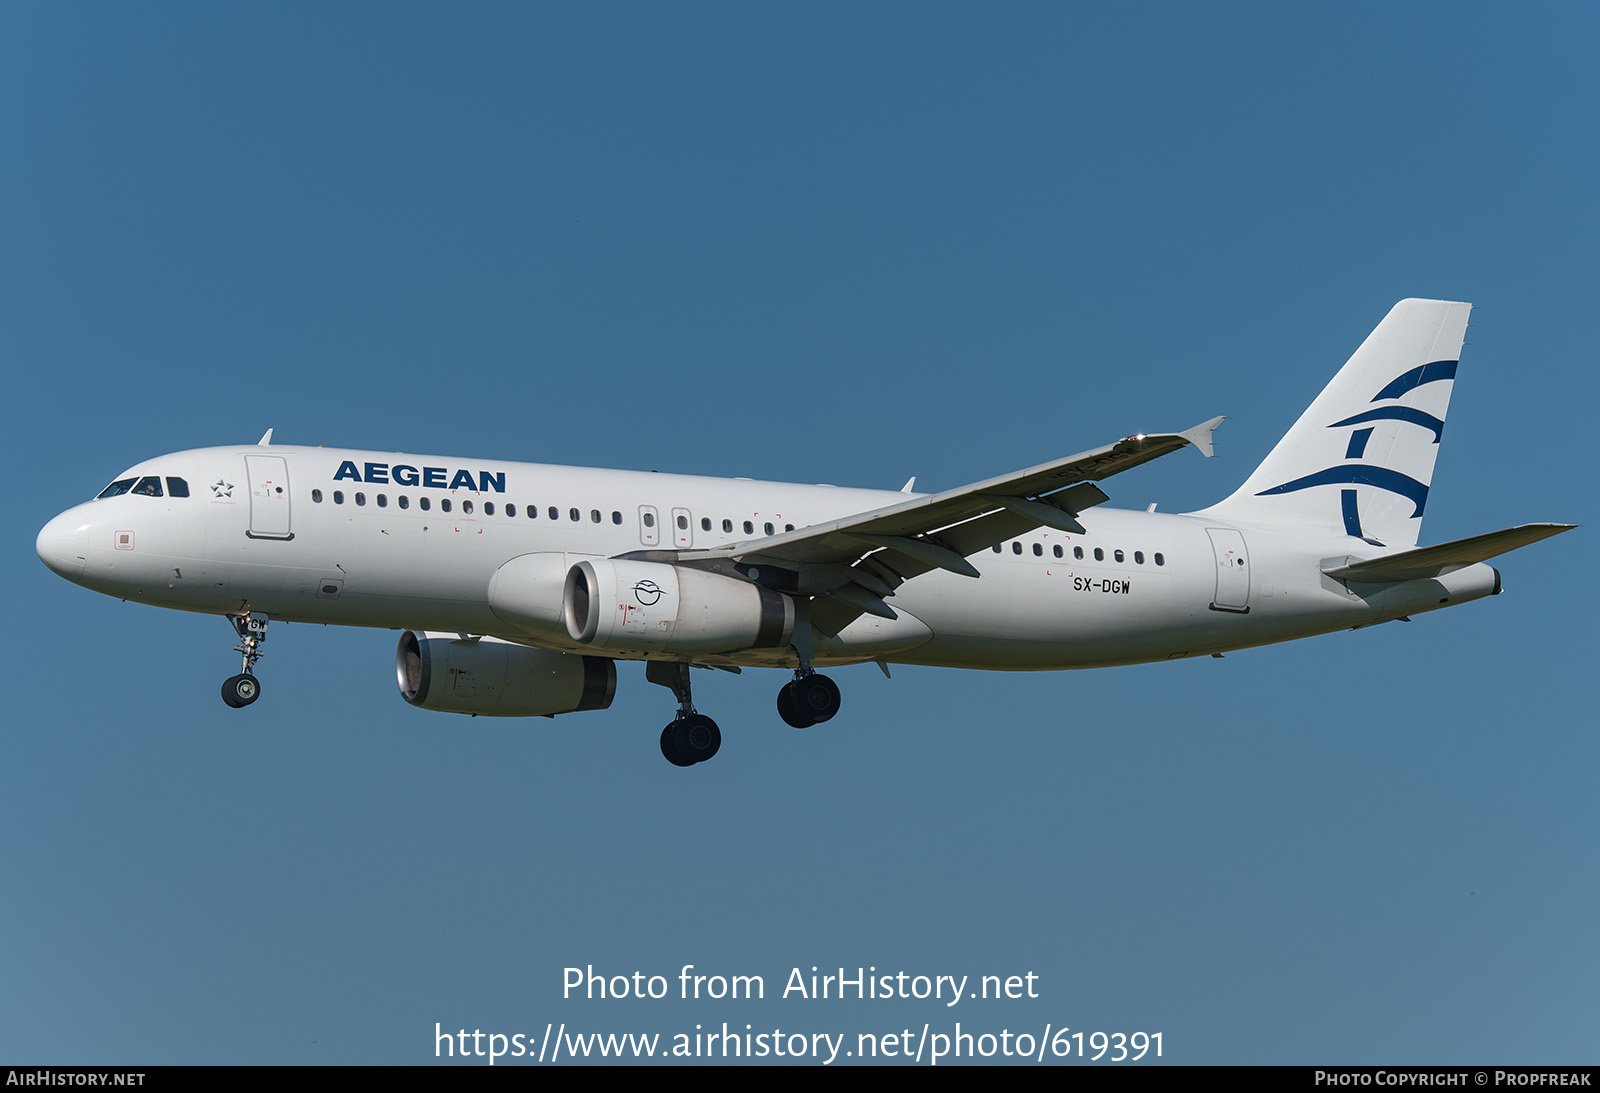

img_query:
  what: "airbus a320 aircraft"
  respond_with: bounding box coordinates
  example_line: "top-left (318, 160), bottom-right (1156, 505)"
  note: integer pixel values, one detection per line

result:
top-left (37, 300), bottom-right (1572, 766)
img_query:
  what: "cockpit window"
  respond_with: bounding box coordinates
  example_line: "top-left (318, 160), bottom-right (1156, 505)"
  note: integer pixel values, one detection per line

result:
top-left (97, 478), bottom-right (137, 499)
top-left (133, 476), bottom-right (164, 497)
top-left (166, 477), bottom-right (190, 497)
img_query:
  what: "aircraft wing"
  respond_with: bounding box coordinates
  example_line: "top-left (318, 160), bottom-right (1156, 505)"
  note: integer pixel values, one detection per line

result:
top-left (682, 417), bottom-right (1224, 633)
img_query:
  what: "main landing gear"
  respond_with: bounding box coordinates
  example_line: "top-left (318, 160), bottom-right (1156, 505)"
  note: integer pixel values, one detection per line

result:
top-left (777, 605), bottom-right (841, 728)
top-left (221, 610), bottom-right (269, 708)
top-left (776, 670), bottom-right (841, 728)
top-left (643, 629), bottom-right (844, 766)
top-left (646, 661), bottom-right (721, 767)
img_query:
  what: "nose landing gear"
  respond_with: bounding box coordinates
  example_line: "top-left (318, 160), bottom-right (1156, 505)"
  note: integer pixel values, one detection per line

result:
top-left (221, 610), bottom-right (269, 708)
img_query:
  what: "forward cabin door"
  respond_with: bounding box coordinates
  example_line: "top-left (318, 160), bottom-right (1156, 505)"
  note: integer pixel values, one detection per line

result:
top-left (244, 455), bottom-right (293, 539)
top-left (1206, 527), bottom-right (1250, 612)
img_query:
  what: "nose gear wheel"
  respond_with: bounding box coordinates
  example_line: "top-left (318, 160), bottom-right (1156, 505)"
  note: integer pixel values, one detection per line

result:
top-left (220, 609), bottom-right (269, 709)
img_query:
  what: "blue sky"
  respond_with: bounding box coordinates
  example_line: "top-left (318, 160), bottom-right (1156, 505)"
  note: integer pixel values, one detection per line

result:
top-left (4, 3), bottom-right (1594, 1065)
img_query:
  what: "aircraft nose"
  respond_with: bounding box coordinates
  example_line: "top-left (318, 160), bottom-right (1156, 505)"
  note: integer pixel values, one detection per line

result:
top-left (37, 508), bottom-right (89, 580)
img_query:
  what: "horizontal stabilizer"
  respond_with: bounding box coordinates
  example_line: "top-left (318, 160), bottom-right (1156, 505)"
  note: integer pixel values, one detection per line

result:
top-left (1322, 523), bottom-right (1575, 582)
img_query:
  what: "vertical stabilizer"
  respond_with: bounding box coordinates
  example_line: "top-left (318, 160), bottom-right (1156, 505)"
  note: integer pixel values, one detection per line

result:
top-left (1197, 299), bottom-right (1471, 548)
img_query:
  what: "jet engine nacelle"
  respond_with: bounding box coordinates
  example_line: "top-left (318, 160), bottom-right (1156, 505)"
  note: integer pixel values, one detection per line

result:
top-left (487, 551), bottom-right (595, 640)
top-left (396, 631), bottom-right (616, 717)
top-left (563, 559), bottom-right (795, 655)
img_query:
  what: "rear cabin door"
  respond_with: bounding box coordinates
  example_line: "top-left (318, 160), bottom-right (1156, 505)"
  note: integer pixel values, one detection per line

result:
top-left (1206, 527), bottom-right (1250, 612)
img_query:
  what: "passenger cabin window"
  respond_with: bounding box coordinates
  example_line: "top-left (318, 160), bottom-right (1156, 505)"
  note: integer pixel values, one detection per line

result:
top-left (591, 509), bottom-right (601, 523)
top-left (569, 508), bottom-right (580, 522)
top-left (643, 512), bottom-right (656, 528)
top-left (312, 489), bottom-right (323, 503)
top-left (355, 492), bottom-right (366, 506)
top-left (612, 511), bottom-right (622, 524)
top-left (377, 494), bottom-right (388, 508)
top-left (484, 502), bottom-right (494, 515)
top-left (441, 499), bottom-right (452, 513)
top-left (334, 491), bottom-right (345, 504)
top-left (1053, 545), bottom-right (1063, 558)
top-left (1093, 547), bottom-right (1104, 561)
top-left (1154, 553), bottom-right (1165, 566)
top-left (743, 521), bottom-right (754, 534)
top-left (399, 496), bottom-right (410, 510)
top-left (723, 519), bottom-right (733, 533)
top-left (420, 497), bottom-right (430, 511)
top-left (548, 507), bottom-right (558, 520)
top-left (701, 517), bottom-right (711, 531)
top-left (505, 504), bottom-right (515, 516)
top-left (462, 500), bottom-right (474, 514)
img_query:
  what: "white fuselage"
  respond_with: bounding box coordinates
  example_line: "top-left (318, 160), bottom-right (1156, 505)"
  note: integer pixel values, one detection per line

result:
top-left (36, 443), bottom-right (1500, 672)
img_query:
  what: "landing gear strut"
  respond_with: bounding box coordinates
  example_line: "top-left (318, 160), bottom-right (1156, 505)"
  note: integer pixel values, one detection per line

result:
top-left (646, 661), bottom-right (721, 767)
top-left (777, 602), bottom-right (841, 728)
top-left (221, 610), bottom-right (269, 708)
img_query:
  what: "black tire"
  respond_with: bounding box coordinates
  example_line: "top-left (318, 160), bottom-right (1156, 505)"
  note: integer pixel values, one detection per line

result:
top-left (777, 681), bottom-right (813, 728)
top-left (676, 714), bottom-right (722, 763)
top-left (660, 722), bottom-right (695, 767)
top-left (795, 673), bottom-right (840, 724)
top-left (223, 673), bottom-right (260, 707)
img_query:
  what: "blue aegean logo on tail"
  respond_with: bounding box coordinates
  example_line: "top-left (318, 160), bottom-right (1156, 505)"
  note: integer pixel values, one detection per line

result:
top-left (1254, 359), bottom-right (1458, 541)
